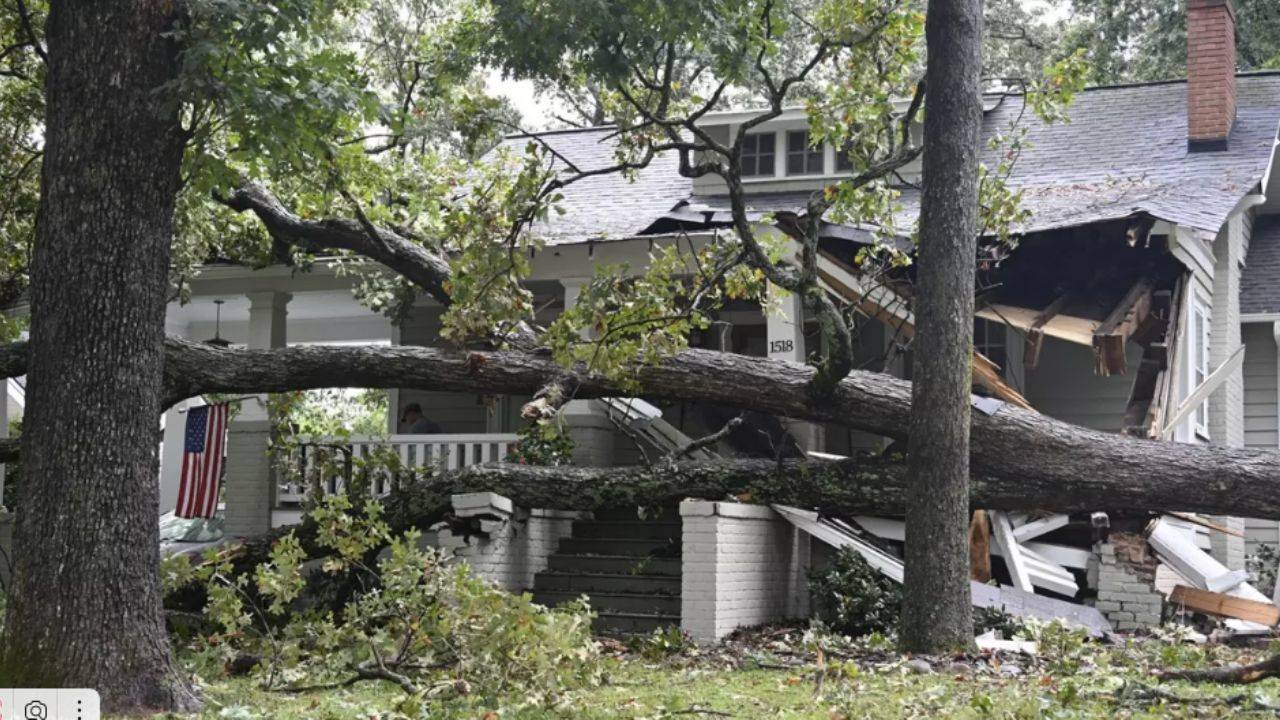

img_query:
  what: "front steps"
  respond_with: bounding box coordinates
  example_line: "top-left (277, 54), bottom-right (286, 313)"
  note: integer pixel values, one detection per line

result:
top-left (531, 509), bottom-right (682, 634)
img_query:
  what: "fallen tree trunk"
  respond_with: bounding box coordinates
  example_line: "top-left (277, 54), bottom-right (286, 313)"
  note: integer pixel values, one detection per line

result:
top-left (4, 335), bottom-right (1280, 520)
top-left (160, 338), bottom-right (1280, 520)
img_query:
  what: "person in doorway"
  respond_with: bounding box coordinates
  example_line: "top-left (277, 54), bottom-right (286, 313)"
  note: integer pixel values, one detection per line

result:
top-left (400, 402), bottom-right (442, 434)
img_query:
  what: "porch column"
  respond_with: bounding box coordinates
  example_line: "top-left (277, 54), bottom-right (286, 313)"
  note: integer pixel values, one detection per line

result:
top-left (559, 277), bottom-right (615, 465)
top-left (224, 291), bottom-right (291, 537)
top-left (767, 285), bottom-right (823, 452)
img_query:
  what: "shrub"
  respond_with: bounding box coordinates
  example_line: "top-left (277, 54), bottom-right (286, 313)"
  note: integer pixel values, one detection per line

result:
top-left (173, 495), bottom-right (603, 708)
top-left (808, 547), bottom-right (902, 638)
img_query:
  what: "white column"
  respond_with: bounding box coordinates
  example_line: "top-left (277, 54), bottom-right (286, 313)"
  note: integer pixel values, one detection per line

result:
top-left (558, 277), bottom-right (614, 464)
top-left (766, 285), bottom-right (822, 451)
top-left (560, 277), bottom-right (596, 415)
top-left (387, 321), bottom-right (402, 435)
top-left (225, 291), bottom-right (290, 537)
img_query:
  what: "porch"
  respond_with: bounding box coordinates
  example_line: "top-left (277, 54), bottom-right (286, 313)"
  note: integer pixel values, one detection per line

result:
top-left (270, 431), bottom-right (520, 525)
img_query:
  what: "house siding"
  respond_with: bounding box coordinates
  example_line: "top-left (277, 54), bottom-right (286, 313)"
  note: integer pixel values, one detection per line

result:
top-left (1242, 322), bottom-right (1280, 560)
top-left (1025, 338), bottom-right (1141, 432)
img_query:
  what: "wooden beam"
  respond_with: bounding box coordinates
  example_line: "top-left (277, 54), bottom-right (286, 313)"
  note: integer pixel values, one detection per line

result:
top-left (1158, 345), bottom-right (1246, 440)
top-left (1022, 294), bottom-right (1071, 370)
top-left (1092, 277), bottom-right (1155, 376)
top-left (816, 251), bottom-right (1034, 410)
top-left (990, 510), bottom-right (1034, 593)
top-left (1011, 513), bottom-right (1070, 542)
top-left (1169, 585), bottom-right (1280, 626)
top-left (976, 304), bottom-right (1098, 347)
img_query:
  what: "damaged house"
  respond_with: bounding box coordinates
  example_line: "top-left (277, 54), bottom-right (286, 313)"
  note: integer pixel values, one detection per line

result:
top-left (1, 0), bottom-right (1274, 639)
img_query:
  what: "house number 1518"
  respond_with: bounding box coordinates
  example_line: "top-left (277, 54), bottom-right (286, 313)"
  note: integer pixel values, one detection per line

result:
top-left (769, 340), bottom-right (794, 354)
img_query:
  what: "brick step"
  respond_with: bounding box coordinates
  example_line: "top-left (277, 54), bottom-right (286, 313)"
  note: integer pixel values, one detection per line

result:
top-left (534, 589), bottom-right (681, 616)
top-left (592, 610), bottom-right (681, 635)
top-left (533, 570), bottom-right (681, 595)
top-left (572, 520), bottom-right (682, 541)
top-left (547, 553), bottom-right (681, 576)
top-left (558, 536), bottom-right (682, 558)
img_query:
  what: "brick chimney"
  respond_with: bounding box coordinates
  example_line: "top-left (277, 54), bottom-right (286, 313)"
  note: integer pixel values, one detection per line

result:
top-left (1186, 0), bottom-right (1237, 151)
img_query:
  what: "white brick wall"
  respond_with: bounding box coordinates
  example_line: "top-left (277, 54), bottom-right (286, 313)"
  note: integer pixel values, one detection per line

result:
top-left (1093, 541), bottom-right (1164, 631)
top-left (437, 504), bottom-right (584, 592)
top-left (680, 501), bottom-right (809, 642)
top-left (223, 420), bottom-right (274, 539)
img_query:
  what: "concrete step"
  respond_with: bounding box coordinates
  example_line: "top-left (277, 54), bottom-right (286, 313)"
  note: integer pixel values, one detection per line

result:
top-left (547, 553), bottom-right (681, 576)
top-left (558, 536), bottom-right (682, 558)
top-left (572, 520), bottom-right (682, 541)
top-left (593, 610), bottom-right (681, 635)
top-left (533, 570), bottom-right (682, 595)
top-left (534, 589), bottom-right (681, 616)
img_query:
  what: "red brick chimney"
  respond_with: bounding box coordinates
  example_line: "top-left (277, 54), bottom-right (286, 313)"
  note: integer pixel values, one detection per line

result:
top-left (1186, 0), bottom-right (1237, 151)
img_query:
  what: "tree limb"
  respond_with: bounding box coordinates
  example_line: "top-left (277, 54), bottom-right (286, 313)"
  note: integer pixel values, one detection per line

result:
top-left (155, 337), bottom-right (1280, 521)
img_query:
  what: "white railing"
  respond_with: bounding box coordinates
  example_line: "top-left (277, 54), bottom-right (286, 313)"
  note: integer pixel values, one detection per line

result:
top-left (278, 433), bottom-right (520, 505)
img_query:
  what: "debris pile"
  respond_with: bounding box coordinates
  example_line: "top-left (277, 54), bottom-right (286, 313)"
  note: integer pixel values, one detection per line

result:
top-left (774, 504), bottom-right (1279, 637)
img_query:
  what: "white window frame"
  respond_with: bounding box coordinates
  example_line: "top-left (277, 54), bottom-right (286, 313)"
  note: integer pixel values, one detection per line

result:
top-left (739, 131), bottom-right (777, 178)
top-left (1185, 292), bottom-right (1212, 441)
top-left (784, 130), bottom-right (824, 177)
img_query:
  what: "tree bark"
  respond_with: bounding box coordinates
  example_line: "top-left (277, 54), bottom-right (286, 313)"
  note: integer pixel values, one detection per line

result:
top-left (0, 1), bottom-right (197, 712)
top-left (901, 0), bottom-right (985, 654)
top-left (148, 340), bottom-right (1280, 520)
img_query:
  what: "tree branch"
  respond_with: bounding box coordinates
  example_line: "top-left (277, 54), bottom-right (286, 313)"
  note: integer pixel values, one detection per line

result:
top-left (149, 337), bottom-right (1280, 521)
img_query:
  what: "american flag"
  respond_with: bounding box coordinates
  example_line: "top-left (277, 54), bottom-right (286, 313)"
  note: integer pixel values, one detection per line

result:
top-left (175, 403), bottom-right (229, 519)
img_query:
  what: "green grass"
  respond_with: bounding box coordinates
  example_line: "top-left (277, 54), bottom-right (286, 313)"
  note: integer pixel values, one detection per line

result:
top-left (127, 632), bottom-right (1280, 719)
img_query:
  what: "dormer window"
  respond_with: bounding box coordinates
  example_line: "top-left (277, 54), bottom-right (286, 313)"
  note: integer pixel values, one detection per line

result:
top-left (786, 130), bottom-right (824, 176)
top-left (740, 132), bottom-right (776, 177)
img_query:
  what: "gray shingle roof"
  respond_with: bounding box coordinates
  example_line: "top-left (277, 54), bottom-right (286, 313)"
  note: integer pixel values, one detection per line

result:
top-left (1243, 216), bottom-right (1280, 315)
top-left (497, 73), bottom-right (1280, 244)
top-left (492, 128), bottom-right (691, 245)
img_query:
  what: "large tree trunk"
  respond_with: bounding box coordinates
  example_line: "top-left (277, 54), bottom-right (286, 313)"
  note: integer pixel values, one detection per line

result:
top-left (901, 0), bottom-right (985, 653)
top-left (146, 339), bottom-right (1280, 520)
top-left (0, 1), bottom-right (196, 712)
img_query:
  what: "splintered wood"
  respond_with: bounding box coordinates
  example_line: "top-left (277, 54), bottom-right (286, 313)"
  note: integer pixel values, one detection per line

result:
top-left (1170, 585), bottom-right (1280, 627)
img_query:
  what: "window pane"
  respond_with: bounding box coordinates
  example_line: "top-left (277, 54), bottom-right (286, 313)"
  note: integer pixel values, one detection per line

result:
top-left (787, 153), bottom-right (805, 175)
top-left (758, 153), bottom-right (774, 176)
top-left (788, 130), bottom-right (807, 153)
top-left (805, 147), bottom-right (823, 174)
top-left (741, 133), bottom-right (775, 177)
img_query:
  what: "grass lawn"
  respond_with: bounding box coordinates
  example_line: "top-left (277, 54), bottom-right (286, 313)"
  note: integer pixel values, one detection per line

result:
top-left (128, 627), bottom-right (1280, 719)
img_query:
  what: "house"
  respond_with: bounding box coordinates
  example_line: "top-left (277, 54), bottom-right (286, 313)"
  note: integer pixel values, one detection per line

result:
top-left (2, 0), bottom-right (1275, 637)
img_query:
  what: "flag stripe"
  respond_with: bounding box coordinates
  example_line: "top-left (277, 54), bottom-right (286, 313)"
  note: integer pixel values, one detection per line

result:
top-left (176, 403), bottom-right (228, 519)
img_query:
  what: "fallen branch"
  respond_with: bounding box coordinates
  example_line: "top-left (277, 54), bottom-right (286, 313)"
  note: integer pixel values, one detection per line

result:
top-left (1158, 655), bottom-right (1280, 684)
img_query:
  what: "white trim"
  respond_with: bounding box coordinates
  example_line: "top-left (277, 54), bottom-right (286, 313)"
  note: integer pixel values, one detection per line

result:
top-left (1242, 313), bottom-right (1280, 323)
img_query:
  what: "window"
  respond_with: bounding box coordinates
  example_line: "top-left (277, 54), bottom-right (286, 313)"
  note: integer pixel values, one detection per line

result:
top-left (786, 130), bottom-right (824, 175)
top-left (973, 318), bottom-right (1008, 377)
top-left (740, 132), bottom-right (776, 177)
top-left (1187, 296), bottom-right (1211, 438)
top-left (835, 141), bottom-right (855, 173)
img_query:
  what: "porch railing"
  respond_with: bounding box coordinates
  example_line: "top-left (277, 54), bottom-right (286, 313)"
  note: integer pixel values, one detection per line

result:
top-left (278, 433), bottom-right (519, 505)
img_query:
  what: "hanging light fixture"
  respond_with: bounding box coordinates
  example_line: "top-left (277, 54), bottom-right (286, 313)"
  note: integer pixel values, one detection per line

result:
top-left (206, 299), bottom-right (233, 348)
